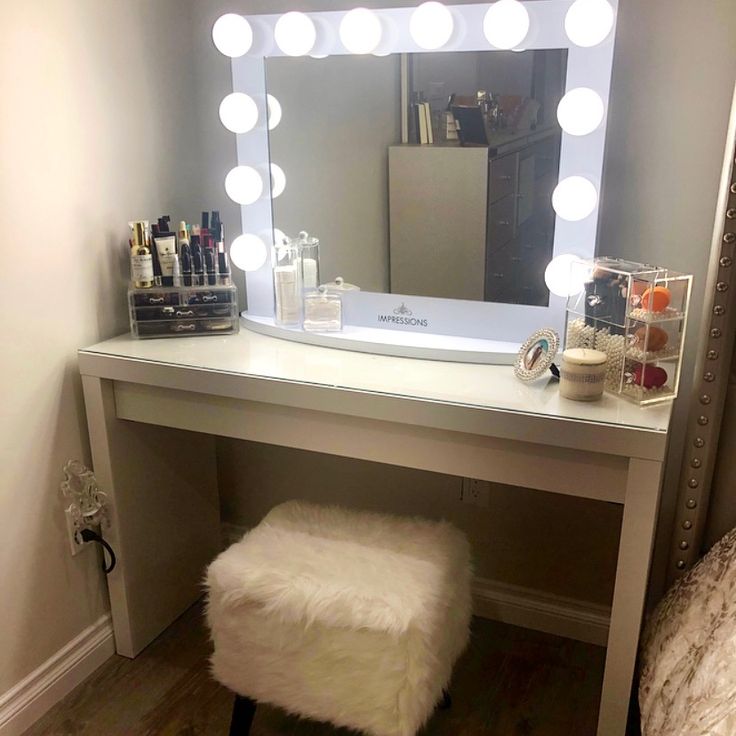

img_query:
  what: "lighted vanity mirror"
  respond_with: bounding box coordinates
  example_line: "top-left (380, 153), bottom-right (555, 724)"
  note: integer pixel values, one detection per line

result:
top-left (218, 1), bottom-right (618, 363)
top-left (266, 49), bottom-right (566, 307)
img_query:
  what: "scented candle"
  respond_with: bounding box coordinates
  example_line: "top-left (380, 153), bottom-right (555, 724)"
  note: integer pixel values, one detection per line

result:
top-left (559, 348), bottom-right (607, 401)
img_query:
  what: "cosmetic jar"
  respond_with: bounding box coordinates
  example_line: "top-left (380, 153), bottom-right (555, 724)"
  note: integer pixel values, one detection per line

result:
top-left (559, 348), bottom-right (607, 401)
top-left (322, 276), bottom-right (360, 294)
top-left (303, 287), bottom-right (342, 332)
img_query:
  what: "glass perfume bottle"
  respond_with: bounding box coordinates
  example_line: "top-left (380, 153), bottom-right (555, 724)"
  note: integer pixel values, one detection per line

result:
top-left (303, 286), bottom-right (342, 332)
top-left (273, 238), bottom-right (302, 325)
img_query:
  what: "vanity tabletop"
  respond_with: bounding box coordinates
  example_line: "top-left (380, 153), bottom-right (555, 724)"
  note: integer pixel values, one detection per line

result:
top-left (79, 330), bottom-right (672, 459)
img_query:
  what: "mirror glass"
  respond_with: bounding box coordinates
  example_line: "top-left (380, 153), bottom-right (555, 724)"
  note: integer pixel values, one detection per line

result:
top-left (265, 49), bottom-right (567, 307)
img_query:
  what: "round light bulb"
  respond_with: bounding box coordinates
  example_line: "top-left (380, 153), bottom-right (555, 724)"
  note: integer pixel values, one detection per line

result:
top-left (552, 176), bottom-right (598, 221)
top-left (565, 0), bottom-right (614, 48)
top-left (270, 164), bottom-right (286, 198)
top-left (544, 254), bottom-right (588, 298)
top-left (557, 88), bottom-right (605, 136)
top-left (274, 11), bottom-right (317, 56)
top-left (230, 234), bottom-right (268, 272)
top-left (218, 93), bottom-right (259, 134)
top-left (410, 2), bottom-right (454, 50)
top-left (483, 0), bottom-right (530, 50)
top-left (225, 166), bottom-right (264, 205)
top-left (273, 228), bottom-right (289, 245)
top-left (340, 8), bottom-right (383, 54)
top-left (212, 14), bottom-right (253, 58)
top-left (267, 94), bottom-right (282, 130)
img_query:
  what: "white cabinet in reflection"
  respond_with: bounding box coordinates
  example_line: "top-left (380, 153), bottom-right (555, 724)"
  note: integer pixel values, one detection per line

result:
top-left (388, 130), bottom-right (560, 305)
top-left (389, 145), bottom-right (488, 301)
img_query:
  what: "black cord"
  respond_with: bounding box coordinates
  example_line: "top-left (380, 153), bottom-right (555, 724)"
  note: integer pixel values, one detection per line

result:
top-left (79, 529), bottom-right (117, 574)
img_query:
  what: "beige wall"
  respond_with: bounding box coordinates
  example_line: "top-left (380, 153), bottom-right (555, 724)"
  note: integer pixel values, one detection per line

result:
top-left (200, 0), bottom-right (736, 609)
top-left (0, 0), bottom-right (201, 695)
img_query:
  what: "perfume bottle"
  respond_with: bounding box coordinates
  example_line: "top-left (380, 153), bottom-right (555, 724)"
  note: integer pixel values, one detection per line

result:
top-left (303, 286), bottom-right (342, 332)
top-left (129, 221), bottom-right (154, 288)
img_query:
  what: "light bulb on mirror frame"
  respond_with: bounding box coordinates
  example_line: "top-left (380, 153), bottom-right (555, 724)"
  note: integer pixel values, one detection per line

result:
top-left (273, 228), bottom-right (289, 245)
top-left (270, 164), bottom-right (286, 198)
top-left (545, 254), bottom-right (588, 298)
top-left (267, 94), bottom-right (282, 131)
top-left (483, 0), bottom-right (530, 50)
top-left (340, 8), bottom-right (383, 54)
top-left (230, 234), bottom-right (268, 272)
top-left (565, 0), bottom-right (614, 48)
top-left (274, 11), bottom-right (317, 56)
top-left (218, 93), bottom-right (259, 134)
top-left (225, 166), bottom-right (264, 205)
top-left (552, 176), bottom-right (598, 221)
top-left (409, 2), bottom-right (454, 50)
top-left (557, 87), bottom-right (605, 136)
top-left (212, 14), bottom-right (253, 58)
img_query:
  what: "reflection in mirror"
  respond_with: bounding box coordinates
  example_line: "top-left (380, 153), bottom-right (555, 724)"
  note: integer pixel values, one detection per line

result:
top-left (265, 49), bottom-right (566, 308)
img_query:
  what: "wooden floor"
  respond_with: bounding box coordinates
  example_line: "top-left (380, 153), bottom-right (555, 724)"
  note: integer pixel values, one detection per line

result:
top-left (24, 603), bottom-right (610, 736)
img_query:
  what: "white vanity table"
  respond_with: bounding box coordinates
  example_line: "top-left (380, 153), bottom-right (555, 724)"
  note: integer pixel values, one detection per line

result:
top-left (79, 328), bottom-right (670, 736)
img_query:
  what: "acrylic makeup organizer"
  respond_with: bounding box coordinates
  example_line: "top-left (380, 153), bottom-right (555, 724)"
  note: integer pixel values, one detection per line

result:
top-left (564, 258), bottom-right (692, 406)
top-left (128, 284), bottom-right (239, 338)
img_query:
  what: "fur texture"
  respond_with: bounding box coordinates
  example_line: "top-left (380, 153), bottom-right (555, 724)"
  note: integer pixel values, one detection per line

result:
top-left (206, 501), bottom-right (472, 736)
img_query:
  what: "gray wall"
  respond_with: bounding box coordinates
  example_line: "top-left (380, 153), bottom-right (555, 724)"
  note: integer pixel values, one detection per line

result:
top-left (597, 0), bottom-right (736, 599)
top-left (196, 0), bottom-right (736, 611)
top-left (0, 0), bottom-right (202, 697)
top-left (268, 55), bottom-right (401, 292)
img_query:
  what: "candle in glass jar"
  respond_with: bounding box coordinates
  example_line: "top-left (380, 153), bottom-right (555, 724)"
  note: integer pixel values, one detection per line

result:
top-left (302, 257), bottom-right (318, 289)
top-left (559, 348), bottom-right (607, 401)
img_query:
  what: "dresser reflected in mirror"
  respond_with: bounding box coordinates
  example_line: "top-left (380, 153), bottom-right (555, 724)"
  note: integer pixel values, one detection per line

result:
top-left (265, 48), bottom-right (566, 308)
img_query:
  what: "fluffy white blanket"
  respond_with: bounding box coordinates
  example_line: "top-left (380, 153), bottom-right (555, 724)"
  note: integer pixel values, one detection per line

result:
top-left (640, 527), bottom-right (736, 736)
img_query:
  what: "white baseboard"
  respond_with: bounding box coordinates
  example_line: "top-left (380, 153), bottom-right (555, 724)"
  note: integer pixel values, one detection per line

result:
top-left (0, 615), bottom-right (115, 736)
top-left (474, 577), bottom-right (611, 647)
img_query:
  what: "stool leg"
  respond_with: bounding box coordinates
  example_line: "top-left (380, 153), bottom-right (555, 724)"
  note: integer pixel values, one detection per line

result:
top-left (229, 694), bottom-right (256, 736)
top-left (439, 689), bottom-right (452, 710)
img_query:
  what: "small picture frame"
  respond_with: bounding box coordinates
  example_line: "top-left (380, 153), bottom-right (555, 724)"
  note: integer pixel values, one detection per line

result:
top-left (514, 328), bottom-right (560, 382)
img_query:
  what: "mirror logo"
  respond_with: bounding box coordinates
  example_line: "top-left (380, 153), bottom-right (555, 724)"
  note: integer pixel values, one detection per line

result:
top-left (378, 303), bottom-right (430, 328)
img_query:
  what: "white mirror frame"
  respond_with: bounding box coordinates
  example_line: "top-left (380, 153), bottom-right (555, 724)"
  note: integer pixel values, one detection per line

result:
top-left (220, 1), bottom-right (618, 363)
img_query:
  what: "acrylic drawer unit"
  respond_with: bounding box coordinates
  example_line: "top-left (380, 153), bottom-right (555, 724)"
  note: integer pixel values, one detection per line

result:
top-left (128, 285), bottom-right (239, 339)
top-left (564, 258), bottom-right (692, 406)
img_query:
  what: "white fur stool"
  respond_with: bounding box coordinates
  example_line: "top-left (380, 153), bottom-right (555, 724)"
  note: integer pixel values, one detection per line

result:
top-left (206, 501), bottom-right (472, 736)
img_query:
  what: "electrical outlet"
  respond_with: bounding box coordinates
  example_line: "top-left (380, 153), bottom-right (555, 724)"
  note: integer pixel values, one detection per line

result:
top-left (65, 508), bottom-right (93, 556)
top-left (461, 478), bottom-right (491, 507)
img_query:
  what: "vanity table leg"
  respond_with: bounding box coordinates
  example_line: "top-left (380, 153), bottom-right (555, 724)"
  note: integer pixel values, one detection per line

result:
top-left (81, 376), bottom-right (221, 658)
top-left (596, 458), bottom-right (663, 736)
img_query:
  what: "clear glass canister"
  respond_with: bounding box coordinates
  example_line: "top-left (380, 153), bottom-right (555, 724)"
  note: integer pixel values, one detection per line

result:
top-left (297, 231), bottom-right (320, 292)
top-left (273, 238), bottom-right (302, 325)
top-left (303, 286), bottom-right (342, 332)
